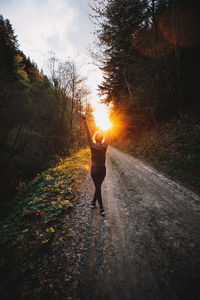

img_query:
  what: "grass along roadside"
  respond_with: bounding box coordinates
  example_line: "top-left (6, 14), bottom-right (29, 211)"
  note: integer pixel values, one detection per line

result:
top-left (112, 108), bottom-right (200, 194)
top-left (0, 148), bottom-right (90, 298)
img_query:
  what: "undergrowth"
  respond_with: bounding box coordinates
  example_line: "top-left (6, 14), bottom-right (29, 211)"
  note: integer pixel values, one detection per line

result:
top-left (0, 148), bottom-right (90, 298)
top-left (112, 107), bottom-right (200, 193)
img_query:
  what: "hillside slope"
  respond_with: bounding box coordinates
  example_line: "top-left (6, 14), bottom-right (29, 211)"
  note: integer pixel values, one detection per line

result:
top-left (0, 148), bottom-right (90, 299)
top-left (113, 107), bottom-right (200, 194)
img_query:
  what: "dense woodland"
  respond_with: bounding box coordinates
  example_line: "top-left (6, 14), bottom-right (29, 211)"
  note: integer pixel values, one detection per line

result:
top-left (0, 15), bottom-right (95, 212)
top-left (91, 0), bottom-right (200, 137)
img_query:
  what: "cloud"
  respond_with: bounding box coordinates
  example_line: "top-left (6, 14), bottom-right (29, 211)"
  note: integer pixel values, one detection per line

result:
top-left (0, 0), bottom-right (102, 105)
top-left (1, 0), bottom-right (79, 61)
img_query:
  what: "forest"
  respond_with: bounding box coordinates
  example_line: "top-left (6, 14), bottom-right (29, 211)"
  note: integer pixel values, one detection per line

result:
top-left (90, 0), bottom-right (200, 191)
top-left (1, 0), bottom-right (199, 210)
top-left (1, 1), bottom-right (200, 299)
top-left (91, 0), bottom-right (199, 134)
top-left (0, 14), bottom-right (95, 214)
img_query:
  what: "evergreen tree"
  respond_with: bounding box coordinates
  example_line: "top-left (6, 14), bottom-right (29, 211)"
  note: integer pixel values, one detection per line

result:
top-left (0, 15), bottom-right (93, 204)
top-left (91, 0), bottom-right (200, 129)
top-left (0, 14), bottom-right (19, 81)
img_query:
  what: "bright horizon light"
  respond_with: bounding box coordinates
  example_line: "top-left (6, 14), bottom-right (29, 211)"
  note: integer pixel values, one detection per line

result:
top-left (93, 105), bottom-right (112, 131)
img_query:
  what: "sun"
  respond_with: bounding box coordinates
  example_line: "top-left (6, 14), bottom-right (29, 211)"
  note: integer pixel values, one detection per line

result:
top-left (93, 106), bottom-right (112, 131)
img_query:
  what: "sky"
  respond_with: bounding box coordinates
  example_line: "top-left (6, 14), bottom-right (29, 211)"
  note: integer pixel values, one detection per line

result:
top-left (0, 0), bottom-right (104, 110)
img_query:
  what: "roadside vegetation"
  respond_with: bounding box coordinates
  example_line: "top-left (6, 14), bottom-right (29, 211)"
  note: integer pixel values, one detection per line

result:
top-left (0, 14), bottom-right (94, 299)
top-left (112, 106), bottom-right (200, 194)
top-left (0, 14), bottom-right (95, 215)
top-left (0, 148), bottom-right (90, 299)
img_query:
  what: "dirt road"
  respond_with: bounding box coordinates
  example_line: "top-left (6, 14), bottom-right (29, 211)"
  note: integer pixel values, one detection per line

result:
top-left (79, 146), bottom-right (200, 300)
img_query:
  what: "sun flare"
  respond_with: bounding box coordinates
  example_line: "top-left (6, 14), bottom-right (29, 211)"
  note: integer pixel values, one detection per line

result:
top-left (93, 106), bottom-right (112, 131)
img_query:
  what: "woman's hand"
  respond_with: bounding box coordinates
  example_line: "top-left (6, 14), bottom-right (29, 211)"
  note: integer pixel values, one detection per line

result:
top-left (81, 114), bottom-right (86, 120)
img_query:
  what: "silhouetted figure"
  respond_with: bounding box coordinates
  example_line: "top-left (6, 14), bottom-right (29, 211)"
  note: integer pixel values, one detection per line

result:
top-left (82, 114), bottom-right (110, 216)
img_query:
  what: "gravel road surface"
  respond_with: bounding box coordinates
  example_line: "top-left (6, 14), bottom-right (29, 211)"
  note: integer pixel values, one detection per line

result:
top-left (79, 146), bottom-right (200, 300)
top-left (27, 146), bottom-right (200, 300)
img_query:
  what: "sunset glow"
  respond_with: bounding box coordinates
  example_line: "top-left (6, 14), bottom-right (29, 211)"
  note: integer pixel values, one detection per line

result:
top-left (93, 106), bottom-right (112, 131)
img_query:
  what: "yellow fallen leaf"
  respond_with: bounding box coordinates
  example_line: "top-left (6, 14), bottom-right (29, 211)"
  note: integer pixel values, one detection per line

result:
top-left (42, 239), bottom-right (49, 244)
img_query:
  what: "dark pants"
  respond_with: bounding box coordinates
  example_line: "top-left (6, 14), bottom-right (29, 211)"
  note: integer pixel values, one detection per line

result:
top-left (91, 164), bottom-right (106, 209)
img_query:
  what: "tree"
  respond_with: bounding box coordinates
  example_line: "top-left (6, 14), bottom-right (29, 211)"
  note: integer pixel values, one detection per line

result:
top-left (0, 15), bottom-right (93, 204)
top-left (46, 54), bottom-right (91, 147)
top-left (90, 0), bottom-right (200, 133)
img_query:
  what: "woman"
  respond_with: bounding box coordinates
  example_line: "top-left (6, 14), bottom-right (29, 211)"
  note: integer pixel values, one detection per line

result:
top-left (82, 114), bottom-right (110, 216)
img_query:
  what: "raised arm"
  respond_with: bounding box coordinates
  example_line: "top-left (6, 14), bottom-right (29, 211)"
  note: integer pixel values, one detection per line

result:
top-left (103, 129), bottom-right (110, 147)
top-left (81, 115), bottom-right (93, 147)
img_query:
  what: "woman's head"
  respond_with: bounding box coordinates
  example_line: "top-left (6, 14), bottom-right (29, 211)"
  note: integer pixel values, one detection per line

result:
top-left (93, 131), bottom-right (104, 143)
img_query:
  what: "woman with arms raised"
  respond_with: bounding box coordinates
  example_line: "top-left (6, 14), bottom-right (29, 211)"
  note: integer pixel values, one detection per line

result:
top-left (82, 114), bottom-right (110, 216)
